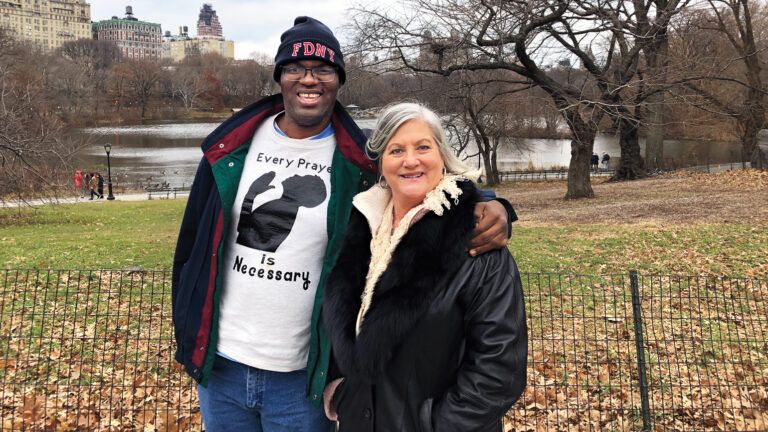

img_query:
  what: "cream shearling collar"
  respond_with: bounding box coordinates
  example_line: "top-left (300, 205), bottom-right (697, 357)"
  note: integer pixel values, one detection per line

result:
top-left (352, 174), bottom-right (467, 334)
top-left (352, 174), bottom-right (467, 233)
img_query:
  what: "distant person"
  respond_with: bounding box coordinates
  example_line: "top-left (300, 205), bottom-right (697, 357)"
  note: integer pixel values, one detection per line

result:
top-left (97, 173), bottom-right (105, 199)
top-left (73, 170), bottom-right (84, 198)
top-left (591, 153), bottom-right (599, 172)
top-left (602, 152), bottom-right (611, 170)
top-left (88, 173), bottom-right (98, 200)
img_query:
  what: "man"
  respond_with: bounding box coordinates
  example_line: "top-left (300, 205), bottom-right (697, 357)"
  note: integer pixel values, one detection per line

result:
top-left (602, 152), bottom-right (611, 170)
top-left (172, 16), bottom-right (515, 431)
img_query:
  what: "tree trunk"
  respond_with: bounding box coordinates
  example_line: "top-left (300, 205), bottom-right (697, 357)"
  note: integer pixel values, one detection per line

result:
top-left (753, 143), bottom-right (768, 169)
top-left (741, 85), bottom-right (767, 169)
top-left (490, 137), bottom-right (500, 185)
top-left (642, 8), bottom-right (670, 171)
top-left (564, 115), bottom-right (596, 199)
top-left (478, 136), bottom-right (499, 186)
top-left (737, 3), bottom-right (767, 169)
top-left (742, 113), bottom-right (768, 169)
top-left (467, 108), bottom-right (500, 185)
top-left (614, 118), bottom-right (646, 180)
top-left (645, 94), bottom-right (664, 170)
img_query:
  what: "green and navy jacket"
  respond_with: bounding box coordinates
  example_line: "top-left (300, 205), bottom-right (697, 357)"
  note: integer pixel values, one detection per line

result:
top-left (171, 94), bottom-right (378, 404)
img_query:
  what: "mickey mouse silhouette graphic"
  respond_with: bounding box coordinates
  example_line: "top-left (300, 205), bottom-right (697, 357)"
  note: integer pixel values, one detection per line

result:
top-left (236, 172), bottom-right (327, 252)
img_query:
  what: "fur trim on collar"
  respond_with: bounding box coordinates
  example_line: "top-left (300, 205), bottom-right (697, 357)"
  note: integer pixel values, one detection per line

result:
top-left (352, 174), bottom-right (469, 234)
top-left (324, 180), bottom-right (480, 382)
top-left (353, 175), bottom-right (470, 333)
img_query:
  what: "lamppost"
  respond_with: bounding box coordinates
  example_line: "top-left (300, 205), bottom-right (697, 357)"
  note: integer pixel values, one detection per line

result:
top-left (104, 143), bottom-right (115, 200)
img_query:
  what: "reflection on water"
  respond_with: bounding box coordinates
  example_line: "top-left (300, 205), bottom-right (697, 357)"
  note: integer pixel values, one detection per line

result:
top-left (73, 120), bottom-right (743, 188)
top-left (85, 123), bottom-right (219, 138)
top-left (74, 123), bottom-right (218, 188)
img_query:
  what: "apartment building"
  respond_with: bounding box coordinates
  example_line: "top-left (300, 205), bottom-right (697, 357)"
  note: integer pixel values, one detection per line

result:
top-left (0, 0), bottom-right (91, 50)
top-left (92, 6), bottom-right (162, 62)
top-left (162, 4), bottom-right (233, 62)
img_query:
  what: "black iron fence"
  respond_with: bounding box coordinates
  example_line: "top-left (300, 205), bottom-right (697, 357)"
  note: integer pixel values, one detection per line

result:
top-left (0, 270), bottom-right (765, 431)
top-left (498, 169), bottom-right (616, 182)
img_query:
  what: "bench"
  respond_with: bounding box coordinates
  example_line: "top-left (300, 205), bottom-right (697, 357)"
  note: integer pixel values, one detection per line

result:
top-left (147, 187), bottom-right (191, 200)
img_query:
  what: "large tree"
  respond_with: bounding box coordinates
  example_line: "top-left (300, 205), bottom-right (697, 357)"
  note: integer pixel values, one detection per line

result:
top-left (122, 60), bottom-right (164, 120)
top-left (351, 0), bottom-right (693, 194)
top-left (56, 39), bottom-right (121, 118)
top-left (674, 0), bottom-right (768, 168)
top-left (350, 0), bottom-right (604, 197)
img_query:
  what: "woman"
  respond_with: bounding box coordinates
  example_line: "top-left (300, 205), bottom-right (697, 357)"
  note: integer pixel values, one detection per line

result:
top-left (88, 173), bottom-right (98, 200)
top-left (73, 170), bottom-right (84, 198)
top-left (323, 103), bottom-right (527, 432)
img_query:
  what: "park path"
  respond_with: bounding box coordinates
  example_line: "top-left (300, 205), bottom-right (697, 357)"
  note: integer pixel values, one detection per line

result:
top-left (0, 192), bottom-right (183, 208)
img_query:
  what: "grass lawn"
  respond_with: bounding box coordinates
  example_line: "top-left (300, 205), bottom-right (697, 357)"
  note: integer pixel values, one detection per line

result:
top-left (0, 200), bottom-right (186, 270)
top-left (2, 170), bottom-right (767, 277)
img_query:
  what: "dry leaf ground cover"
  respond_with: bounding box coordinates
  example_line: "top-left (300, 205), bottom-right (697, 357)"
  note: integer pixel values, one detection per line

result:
top-left (0, 170), bottom-right (766, 430)
top-left (0, 270), bottom-right (199, 430)
top-left (497, 170), bottom-right (768, 431)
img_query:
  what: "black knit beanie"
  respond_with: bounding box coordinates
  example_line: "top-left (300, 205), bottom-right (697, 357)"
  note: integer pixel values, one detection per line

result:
top-left (273, 16), bottom-right (346, 84)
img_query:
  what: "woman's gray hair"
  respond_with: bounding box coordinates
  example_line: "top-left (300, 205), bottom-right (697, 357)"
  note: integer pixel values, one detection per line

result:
top-left (366, 102), bottom-right (475, 178)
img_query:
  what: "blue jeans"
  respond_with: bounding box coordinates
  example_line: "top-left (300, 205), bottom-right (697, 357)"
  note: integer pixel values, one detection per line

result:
top-left (198, 356), bottom-right (332, 432)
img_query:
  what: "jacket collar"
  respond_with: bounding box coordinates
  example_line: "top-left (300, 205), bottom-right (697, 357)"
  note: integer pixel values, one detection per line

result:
top-left (201, 93), bottom-right (376, 173)
top-left (352, 175), bottom-right (470, 235)
top-left (324, 180), bottom-right (479, 381)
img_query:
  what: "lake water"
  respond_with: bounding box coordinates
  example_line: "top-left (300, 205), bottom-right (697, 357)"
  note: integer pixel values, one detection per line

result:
top-left (74, 120), bottom-right (744, 188)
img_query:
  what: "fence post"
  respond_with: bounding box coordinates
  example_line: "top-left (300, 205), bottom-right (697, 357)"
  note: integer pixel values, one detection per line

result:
top-left (630, 270), bottom-right (652, 431)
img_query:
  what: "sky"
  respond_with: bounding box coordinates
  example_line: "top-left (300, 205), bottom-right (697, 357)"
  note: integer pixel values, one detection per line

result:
top-left (89, 0), bottom-right (359, 60)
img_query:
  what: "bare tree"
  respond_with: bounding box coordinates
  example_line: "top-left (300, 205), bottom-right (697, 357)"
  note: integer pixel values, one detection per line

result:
top-left (56, 39), bottom-right (121, 119)
top-left (643, 0), bottom-right (674, 170)
top-left (217, 60), bottom-right (274, 107)
top-left (674, 0), bottom-right (768, 168)
top-left (171, 63), bottom-right (206, 111)
top-left (123, 60), bottom-right (164, 120)
top-left (0, 30), bottom-right (82, 199)
top-left (349, 0), bottom-right (605, 197)
top-left (350, 0), bottom-right (694, 194)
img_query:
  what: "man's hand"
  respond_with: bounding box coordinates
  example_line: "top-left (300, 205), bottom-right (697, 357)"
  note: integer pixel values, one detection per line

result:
top-left (323, 378), bottom-right (344, 421)
top-left (469, 200), bottom-right (509, 256)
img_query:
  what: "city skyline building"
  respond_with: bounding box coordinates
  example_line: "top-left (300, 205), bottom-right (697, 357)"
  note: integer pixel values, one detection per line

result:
top-left (0, 0), bottom-right (91, 51)
top-left (91, 6), bottom-right (162, 62)
top-left (196, 3), bottom-right (221, 39)
top-left (162, 3), bottom-right (233, 62)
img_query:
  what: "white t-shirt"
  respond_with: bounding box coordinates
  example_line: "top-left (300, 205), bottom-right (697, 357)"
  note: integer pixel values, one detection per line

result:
top-left (217, 114), bottom-right (335, 372)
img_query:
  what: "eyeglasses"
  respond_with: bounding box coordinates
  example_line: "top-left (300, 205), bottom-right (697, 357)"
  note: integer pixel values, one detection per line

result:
top-left (282, 65), bottom-right (337, 82)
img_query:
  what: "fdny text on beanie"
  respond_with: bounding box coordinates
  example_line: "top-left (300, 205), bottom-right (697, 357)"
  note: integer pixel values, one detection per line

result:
top-left (273, 16), bottom-right (346, 84)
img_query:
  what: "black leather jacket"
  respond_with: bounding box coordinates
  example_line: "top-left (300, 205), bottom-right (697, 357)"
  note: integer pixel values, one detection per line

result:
top-left (324, 181), bottom-right (527, 432)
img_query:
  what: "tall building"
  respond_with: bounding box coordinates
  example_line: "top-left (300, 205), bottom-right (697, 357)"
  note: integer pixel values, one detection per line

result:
top-left (196, 3), bottom-right (221, 39)
top-left (0, 0), bottom-right (91, 50)
top-left (92, 6), bottom-right (162, 62)
top-left (162, 3), bottom-right (234, 62)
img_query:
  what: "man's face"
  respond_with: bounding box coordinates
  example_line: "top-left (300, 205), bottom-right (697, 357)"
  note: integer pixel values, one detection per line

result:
top-left (279, 59), bottom-right (340, 138)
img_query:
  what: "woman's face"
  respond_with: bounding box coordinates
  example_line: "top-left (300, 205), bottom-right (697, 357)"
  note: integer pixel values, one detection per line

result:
top-left (381, 119), bottom-right (445, 209)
